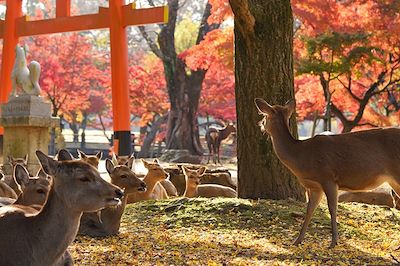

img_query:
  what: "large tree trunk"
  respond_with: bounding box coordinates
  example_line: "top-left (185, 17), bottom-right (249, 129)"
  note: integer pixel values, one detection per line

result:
top-left (231, 0), bottom-right (305, 200)
top-left (141, 0), bottom-right (217, 155)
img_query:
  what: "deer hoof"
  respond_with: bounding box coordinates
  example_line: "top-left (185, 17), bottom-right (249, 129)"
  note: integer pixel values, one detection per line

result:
top-left (293, 238), bottom-right (302, 246)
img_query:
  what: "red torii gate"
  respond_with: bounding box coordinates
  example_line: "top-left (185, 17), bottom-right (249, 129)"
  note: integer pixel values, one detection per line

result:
top-left (0, 0), bottom-right (167, 156)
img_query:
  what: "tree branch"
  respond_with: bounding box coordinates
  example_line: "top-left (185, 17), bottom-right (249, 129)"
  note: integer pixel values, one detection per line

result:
top-left (138, 26), bottom-right (164, 59)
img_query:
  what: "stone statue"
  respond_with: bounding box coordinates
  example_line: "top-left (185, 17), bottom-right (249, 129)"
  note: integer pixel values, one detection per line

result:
top-left (10, 45), bottom-right (41, 96)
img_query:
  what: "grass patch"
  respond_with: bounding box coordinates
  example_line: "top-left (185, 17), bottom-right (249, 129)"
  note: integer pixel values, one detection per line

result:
top-left (70, 198), bottom-right (400, 265)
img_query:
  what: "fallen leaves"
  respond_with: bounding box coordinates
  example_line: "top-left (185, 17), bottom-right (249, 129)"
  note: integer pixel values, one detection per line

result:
top-left (69, 198), bottom-right (400, 265)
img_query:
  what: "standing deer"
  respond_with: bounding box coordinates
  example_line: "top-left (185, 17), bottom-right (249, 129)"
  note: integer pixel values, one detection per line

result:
top-left (0, 150), bottom-right (124, 265)
top-left (182, 166), bottom-right (237, 198)
top-left (255, 98), bottom-right (400, 248)
top-left (206, 123), bottom-right (236, 164)
top-left (79, 159), bottom-right (146, 237)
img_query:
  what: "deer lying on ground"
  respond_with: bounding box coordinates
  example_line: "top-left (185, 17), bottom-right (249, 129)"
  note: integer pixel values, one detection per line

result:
top-left (255, 98), bottom-right (400, 248)
top-left (78, 159), bottom-right (147, 237)
top-left (0, 164), bottom-right (51, 208)
top-left (78, 149), bottom-right (102, 168)
top-left (0, 150), bottom-right (124, 265)
top-left (182, 166), bottom-right (237, 198)
top-left (113, 153), bottom-right (178, 197)
top-left (339, 187), bottom-right (400, 209)
top-left (2, 154), bottom-right (29, 194)
top-left (206, 123), bottom-right (236, 164)
top-left (127, 159), bottom-right (169, 203)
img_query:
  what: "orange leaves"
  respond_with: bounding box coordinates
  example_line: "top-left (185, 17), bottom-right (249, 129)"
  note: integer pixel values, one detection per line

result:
top-left (208, 0), bottom-right (233, 24)
top-left (180, 28), bottom-right (234, 72)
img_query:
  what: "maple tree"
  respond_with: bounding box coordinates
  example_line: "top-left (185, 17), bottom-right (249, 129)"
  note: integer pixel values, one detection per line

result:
top-left (293, 0), bottom-right (400, 133)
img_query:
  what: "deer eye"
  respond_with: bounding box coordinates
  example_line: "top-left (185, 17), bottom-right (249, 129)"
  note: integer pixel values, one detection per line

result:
top-left (37, 189), bottom-right (45, 194)
top-left (120, 175), bottom-right (127, 179)
top-left (79, 177), bottom-right (91, 182)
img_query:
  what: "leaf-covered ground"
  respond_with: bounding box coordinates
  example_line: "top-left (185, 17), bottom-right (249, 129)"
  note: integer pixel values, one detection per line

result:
top-left (70, 198), bottom-right (400, 265)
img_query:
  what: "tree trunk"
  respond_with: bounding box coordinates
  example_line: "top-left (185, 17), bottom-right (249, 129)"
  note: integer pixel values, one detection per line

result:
top-left (141, 0), bottom-right (218, 155)
top-left (138, 114), bottom-right (168, 158)
top-left (231, 0), bottom-right (305, 200)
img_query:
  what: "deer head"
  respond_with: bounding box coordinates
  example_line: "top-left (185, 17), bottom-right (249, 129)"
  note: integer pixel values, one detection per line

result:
top-left (77, 150), bottom-right (102, 169)
top-left (36, 150), bottom-right (123, 212)
top-left (14, 164), bottom-right (51, 206)
top-left (142, 159), bottom-right (168, 182)
top-left (112, 153), bottom-right (135, 169)
top-left (254, 98), bottom-right (295, 135)
top-left (7, 154), bottom-right (28, 168)
top-left (182, 166), bottom-right (207, 189)
top-left (105, 159), bottom-right (146, 194)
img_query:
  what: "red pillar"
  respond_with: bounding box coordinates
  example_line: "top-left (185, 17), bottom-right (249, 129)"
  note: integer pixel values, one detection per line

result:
top-left (0, 0), bottom-right (23, 104)
top-left (109, 0), bottom-right (131, 156)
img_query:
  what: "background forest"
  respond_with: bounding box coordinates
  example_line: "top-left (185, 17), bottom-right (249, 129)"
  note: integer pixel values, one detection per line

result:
top-left (0, 0), bottom-right (399, 155)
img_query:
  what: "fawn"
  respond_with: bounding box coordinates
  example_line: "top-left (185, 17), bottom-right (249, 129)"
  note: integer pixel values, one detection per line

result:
top-left (113, 153), bottom-right (177, 197)
top-left (206, 123), bottom-right (236, 164)
top-left (78, 149), bottom-right (102, 168)
top-left (78, 159), bottom-right (147, 237)
top-left (0, 164), bottom-right (51, 208)
top-left (127, 159), bottom-right (169, 203)
top-left (0, 150), bottom-right (124, 265)
top-left (255, 98), bottom-right (400, 248)
top-left (182, 166), bottom-right (237, 198)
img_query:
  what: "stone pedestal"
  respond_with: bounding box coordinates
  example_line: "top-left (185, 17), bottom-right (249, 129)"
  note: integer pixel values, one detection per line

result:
top-left (0, 95), bottom-right (59, 175)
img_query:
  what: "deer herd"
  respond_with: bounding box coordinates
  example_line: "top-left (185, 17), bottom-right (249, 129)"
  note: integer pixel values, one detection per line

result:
top-left (0, 96), bottom-right (399, 264)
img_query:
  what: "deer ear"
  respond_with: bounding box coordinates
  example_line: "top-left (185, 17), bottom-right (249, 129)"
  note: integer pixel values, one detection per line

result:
top-left (14, 164), bottom-right (30, 188)
top-left (254, 98), bottom-right (275, 116)
top-left (127, 154), bottom-right (135, 169)
top-left (197, 166), bottom-right (207, 176)
top-left (141, 159), bottom-right (149, 168)
top-left (36, 150), bottom-right (59, 176)
top-left (105, 159), bottom-right (115, 174)
top-left (77, 149), bottom-right (87, 159)
top-left (153, 158), bottom-right (160, 164)
top-left (57, 149), bottom-right (73, 161)
top-left (181, 166), bottom-right (188, 176)
top-left (284, 99), bottom-right (296, 117)
top-left (0, 172), bottom-right (4, 180)
top-left (36, 168), bottom-right (48, 179)
top-left (96, 151), bottom-right (103, 160)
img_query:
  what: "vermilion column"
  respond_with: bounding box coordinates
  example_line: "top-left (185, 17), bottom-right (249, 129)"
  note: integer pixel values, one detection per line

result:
top-left (109, 0), bottom-right (131, 156)
top-left (0, 0), bottom-right (23, 104)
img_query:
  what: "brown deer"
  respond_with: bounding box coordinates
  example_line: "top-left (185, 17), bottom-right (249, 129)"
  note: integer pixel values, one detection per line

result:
top-left (78, 149), bottom-right (102, 168)
top-left (0, 164), bottom-right (52, 208)
top-left (255, 98), bottom-right (400, 248)
top-left (206, 123), bottom-right (236, 164)
top-left (112, 152), bottom-right (135, 170)
top-left (339, 187), bottom-right (400, 209)
top-left (182, 166), bottom-right (237, 198)
top-left (127, 159), bottom-right (169, 203)
top-left (0, 150), bottom-right (124, 265)
top-left (2, 154), bottom-right (29, 194)
top-left (78, 159), bottom-right (147, 237)
top-left (113, 153), bottom-right (178, 197)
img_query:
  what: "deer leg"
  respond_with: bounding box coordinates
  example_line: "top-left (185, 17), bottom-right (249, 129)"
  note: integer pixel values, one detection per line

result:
top-left (207, 143), bottom-right (212, 164)
top-left (217, 143), bottom-right (221, 164)
top-left (323, 183), bottom-right (339, 248)
top-left (293, 188), bottom-right (323, 245)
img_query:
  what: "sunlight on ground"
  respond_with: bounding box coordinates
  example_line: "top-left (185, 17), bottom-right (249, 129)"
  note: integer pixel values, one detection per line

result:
top-left (69, 198), bottom-right (400, 265)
